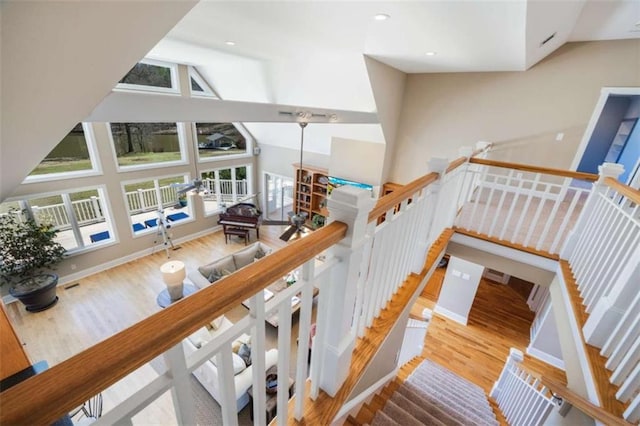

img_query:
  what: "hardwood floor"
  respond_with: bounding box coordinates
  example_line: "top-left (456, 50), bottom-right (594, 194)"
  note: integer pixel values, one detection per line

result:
top-left (414, 276), bottom-right (566, 395)
top-left (4, 225), bottom-right (288, 424)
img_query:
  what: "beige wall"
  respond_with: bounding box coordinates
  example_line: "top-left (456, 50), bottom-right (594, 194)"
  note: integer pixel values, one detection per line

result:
top-left (390, 39), bottom-right (640, 184)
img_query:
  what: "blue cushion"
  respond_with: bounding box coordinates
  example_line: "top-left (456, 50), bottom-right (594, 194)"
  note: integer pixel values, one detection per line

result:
top-left (90, 231), bottom-right (110, 243)
top-left (144, 218), bottom-right (158, 228)
top-left (132, 223), bottom-right (145, 232)
top-left (167, 212), bottom-right (189, 222)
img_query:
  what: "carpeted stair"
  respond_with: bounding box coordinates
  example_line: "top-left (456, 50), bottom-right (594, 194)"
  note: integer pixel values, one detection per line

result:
top-left (369, 359), bottom-right (499, 426)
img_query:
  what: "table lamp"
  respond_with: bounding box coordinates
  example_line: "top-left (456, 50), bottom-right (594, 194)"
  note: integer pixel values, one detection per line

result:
top-left (161, 260), bottom-right (186, 301)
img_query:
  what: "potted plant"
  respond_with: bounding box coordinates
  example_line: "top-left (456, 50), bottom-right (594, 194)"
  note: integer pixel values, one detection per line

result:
top-left (177, 193), bottom-right (188, 208)
top-left (0, 209), bottom-right (66, 312)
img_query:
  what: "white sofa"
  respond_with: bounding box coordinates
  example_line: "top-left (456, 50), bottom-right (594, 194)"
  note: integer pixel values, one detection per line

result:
top-left (182, 315), bottom-right (278, 412)
top-left (187, 241), bottom-right (273, 289)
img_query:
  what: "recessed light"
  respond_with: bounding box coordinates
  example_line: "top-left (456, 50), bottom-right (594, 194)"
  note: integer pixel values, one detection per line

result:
top-left (374, 14), bottom-right (390, 21)
top-left (425, 51), bottom-right (437, 56)
top-left (225, 41), bottom-right (236, 46)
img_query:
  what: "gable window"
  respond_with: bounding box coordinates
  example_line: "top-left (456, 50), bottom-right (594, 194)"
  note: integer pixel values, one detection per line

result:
top-left (2, 187), bottom-right (115, 253)
top-left (110, 122), bottom-right (185, 170)
top-left (24, 123), bottom-right (99, 182)
top-left (123, 175), bottom-right (192, 235)
top-left (195, 122), bottom-right (248, 159)
top-left (200, 165), bottom-right (251, 216)
top-left (116, 59), bottom-right (178, 94)
top-left (189, 67), bottom-right (217, 98)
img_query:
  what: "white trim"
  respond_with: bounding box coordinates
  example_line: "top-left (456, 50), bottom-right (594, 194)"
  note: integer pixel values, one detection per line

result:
top-left (526, 346), bottom-right (566, 370)
top-left (22, 122), bottom-right (103, 184)
top-left (556, 265), bottom-right (601, 405)
top-left (334, 367), bottom-right (398, 422)
top-left (570, 87), bottom-right (640, 172)
top-left (434, 304), bottom-right (468, 325)
top-left (109, 121), bottom-right (189, 173)
top-left (115, 58), bottom-right (180, 95)
top-left (450, 232), bottom-right (558, 271)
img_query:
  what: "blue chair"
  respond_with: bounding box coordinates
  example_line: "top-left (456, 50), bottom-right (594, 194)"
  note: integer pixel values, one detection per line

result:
top-left (89, 231), bottom-right (110, 243)
top-left (166, 212), bottom-right (189, 222)
top-left (132, 223), bottom-right (145, 232)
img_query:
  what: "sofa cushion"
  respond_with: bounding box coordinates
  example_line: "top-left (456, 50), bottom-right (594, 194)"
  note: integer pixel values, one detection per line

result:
top-left (233, 247), bottom-right (258, 269)
top-left (198, 256), bottom-right (236, 281)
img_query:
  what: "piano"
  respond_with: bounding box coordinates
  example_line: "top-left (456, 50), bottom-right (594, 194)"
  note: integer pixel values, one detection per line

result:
top-left (218, 203), bottom-right (263, 239)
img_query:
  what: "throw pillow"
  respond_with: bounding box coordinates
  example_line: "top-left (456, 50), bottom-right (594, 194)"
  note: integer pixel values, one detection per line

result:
top-left (207, 268), bottom-right (223, 283)
top-left (238, 343), bottom-right (252, 367)
top-left (254, 246), bottom-right (266, 259)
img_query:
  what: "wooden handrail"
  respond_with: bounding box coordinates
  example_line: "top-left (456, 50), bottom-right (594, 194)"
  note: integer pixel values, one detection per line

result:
top-left (604, 176), bottom-right (640, 204)
top-left (470, 158), bottom-right (599, 181)
top-left (368, 172), bottom-right (439, 222)
top-left (445, 156), bottom-right (467, 174)
top-left (516, 363), bottom-right (632, 426)
top-left (0, 221), bottom-right (348, 425)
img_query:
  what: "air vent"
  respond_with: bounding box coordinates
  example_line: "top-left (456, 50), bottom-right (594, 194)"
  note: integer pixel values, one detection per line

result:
top-left (540, 32), bottom-right (557, 47)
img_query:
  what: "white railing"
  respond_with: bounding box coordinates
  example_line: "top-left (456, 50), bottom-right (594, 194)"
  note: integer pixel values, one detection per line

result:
top-left (32, 196), bottom-right (105, 230)
top-left (455, 162), bottom-right (593, 254)
top-left (202, 178), bottom-right (248, 203)
top-left (491, 349), bottom-right (556, 426)
top-left (562, 163), bottom-right (640, 424)
top-left (530, 292), bottom-right (552, 344)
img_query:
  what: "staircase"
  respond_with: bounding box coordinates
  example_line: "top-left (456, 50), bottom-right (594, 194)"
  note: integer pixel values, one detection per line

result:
top-left (349, 358), bottom-right (504, 425)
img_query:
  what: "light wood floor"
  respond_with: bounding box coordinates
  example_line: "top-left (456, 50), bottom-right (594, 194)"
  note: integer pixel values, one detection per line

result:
top-left (5, 225), bottom-right (289, 424)
top-left (413, 273), bottom-right (566, 395)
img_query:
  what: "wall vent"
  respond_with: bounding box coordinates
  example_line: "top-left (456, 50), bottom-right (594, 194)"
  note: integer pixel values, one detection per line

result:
top-left (540, 32), bottom-right (557, 47)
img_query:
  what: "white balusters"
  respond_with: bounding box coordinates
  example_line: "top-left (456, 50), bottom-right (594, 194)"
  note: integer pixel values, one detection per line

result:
top-left (491, 349), bottom-right (555, 426)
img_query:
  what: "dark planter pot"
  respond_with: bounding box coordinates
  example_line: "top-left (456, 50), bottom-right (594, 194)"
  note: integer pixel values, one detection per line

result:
top-left (9, 273), bottom-right (59, 312)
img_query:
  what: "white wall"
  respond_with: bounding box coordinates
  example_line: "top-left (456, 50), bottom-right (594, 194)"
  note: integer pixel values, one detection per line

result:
top-left (435, 256), bottom-right (485, 325)
top-left (0, 1), bottom-right (197, 201)
top-left (528, 306), bottom-right (565, 369)
top-left (329, 137), bottom-right (386, 188)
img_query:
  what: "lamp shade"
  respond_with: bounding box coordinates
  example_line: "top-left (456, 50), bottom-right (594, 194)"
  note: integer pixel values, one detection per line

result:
top-left (161, 260), bottom-right (186, 285)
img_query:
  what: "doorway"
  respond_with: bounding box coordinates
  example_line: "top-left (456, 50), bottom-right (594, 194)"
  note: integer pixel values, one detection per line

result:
top-left (263, 172), bottom-right (294, 222)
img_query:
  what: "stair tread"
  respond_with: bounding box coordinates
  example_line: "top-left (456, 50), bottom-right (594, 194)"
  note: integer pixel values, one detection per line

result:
top-left (390, 390), bottom-right (463, 426)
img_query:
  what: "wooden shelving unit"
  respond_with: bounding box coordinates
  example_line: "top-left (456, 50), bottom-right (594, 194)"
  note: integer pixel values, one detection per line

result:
top-left (293, 163), bottom-right (328, 228)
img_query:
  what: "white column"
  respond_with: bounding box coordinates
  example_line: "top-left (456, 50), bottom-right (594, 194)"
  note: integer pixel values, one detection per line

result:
top-left (560, 162), bottom-right (624, 258)
top-left (317, 185), bottom-right (375, 397)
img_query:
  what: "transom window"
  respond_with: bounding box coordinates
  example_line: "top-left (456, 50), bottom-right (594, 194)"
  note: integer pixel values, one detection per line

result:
top-left (189, 67), bottom-right (217, 98)
top-left (116, 59), bottom-right (178, 93)
top-left (123, 175), bottom-right (192, 235)
top-left (110, 122), bottom-right (184, 169)
top-left (195, 122), bottom-right (248, 159)
top-left (200, 166), bottom-right (252, 216)
top-left (25, 123), bottom-right (98, 181)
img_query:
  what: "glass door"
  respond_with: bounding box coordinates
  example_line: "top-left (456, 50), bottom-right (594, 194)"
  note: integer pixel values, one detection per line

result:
top-left (264, 172), bottom-right (294, 221)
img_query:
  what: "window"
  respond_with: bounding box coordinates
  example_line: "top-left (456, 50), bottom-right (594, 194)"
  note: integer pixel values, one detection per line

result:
top-left (200, 166), bottom-right (251, 216)
top-left (2, 187), bottom-right (115, 252)
top-left (25, 123), bottom-right (98, 181)
top-left (264, 172), bottom-right (294, 222)
top-left (195, 122), bottom-right (248, 159)
top-left (189, 67), bottom-right (217, 98)
top-left (110, 122), bottom-right (184, 169)
top-left (123, 175), bottom-right (192, 235)
top-left (116, 59), bottom-right (178, 93)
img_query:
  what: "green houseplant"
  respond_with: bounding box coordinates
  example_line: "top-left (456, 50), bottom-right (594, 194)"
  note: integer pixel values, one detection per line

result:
top-left (0, 209), bottom-right (66, 312)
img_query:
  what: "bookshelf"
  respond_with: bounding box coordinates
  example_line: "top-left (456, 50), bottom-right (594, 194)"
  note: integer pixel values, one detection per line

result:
top-left (293, 163), bottom-right (328, 228)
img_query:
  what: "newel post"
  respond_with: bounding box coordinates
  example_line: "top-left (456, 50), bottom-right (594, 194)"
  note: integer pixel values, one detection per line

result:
top-left (315, 185), bottom-right (375, 397)
top-left (490, 348), bottom-right (524, 399)
top-left (426, 158), bottom-right (450, 245)
top-left (560, 162), bottom-right (624, 259)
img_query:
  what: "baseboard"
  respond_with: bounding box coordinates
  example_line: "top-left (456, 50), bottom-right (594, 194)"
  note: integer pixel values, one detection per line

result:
top-left (526, 346), bottom-right (566, 370)
top-left (2, 226), bottom-right (221, 306)
top-left (434, 305), bottom-right (468, 325)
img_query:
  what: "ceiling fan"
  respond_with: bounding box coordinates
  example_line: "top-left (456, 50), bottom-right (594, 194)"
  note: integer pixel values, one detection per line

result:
top-left (275, 121), bottom-right (311, 242)
top-left (172, 178), bottom-right (207, 196)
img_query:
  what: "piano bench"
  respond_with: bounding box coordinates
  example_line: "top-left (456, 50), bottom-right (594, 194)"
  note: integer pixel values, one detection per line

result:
top-left (224, 227), bottom-right (249, 245)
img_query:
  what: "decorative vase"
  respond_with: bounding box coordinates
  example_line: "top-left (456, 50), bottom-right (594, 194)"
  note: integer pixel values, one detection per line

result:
top-left (161, 260), bottom-right (186, 301)
top-left (9, 273), bottom-right (59, 312)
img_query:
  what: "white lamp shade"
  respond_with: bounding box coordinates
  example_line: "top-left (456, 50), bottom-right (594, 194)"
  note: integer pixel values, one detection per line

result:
top-left (161, 260), bottom-right (186, 287)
